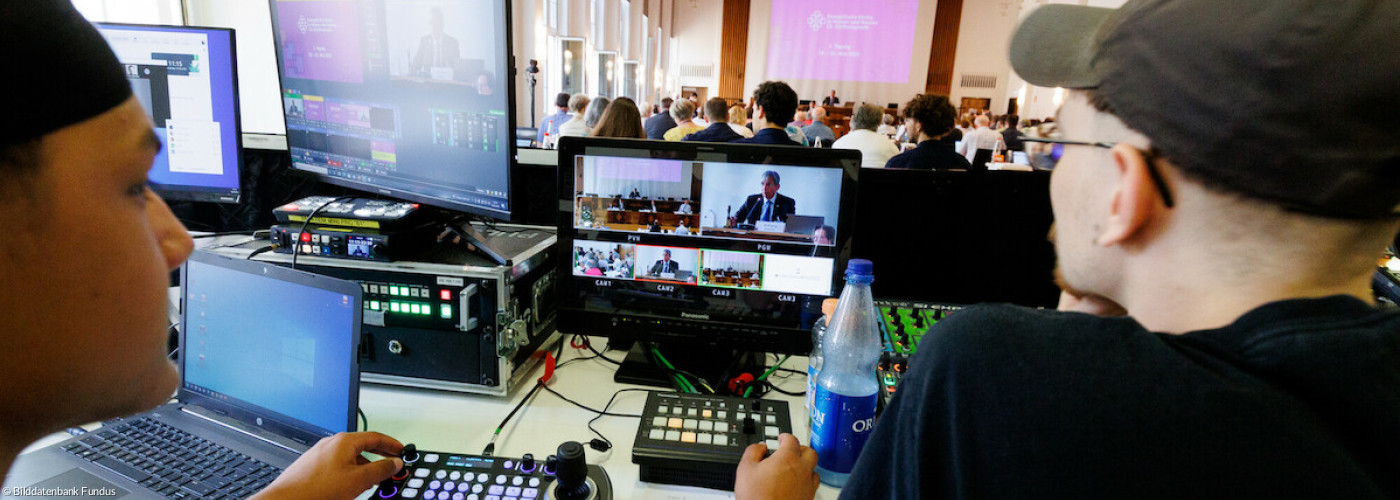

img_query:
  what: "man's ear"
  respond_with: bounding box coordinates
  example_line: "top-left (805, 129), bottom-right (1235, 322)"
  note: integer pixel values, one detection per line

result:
top-left (754, 105), bottom-right (767, 120)
top-left (1096, 145), bottom-right (1167, 247)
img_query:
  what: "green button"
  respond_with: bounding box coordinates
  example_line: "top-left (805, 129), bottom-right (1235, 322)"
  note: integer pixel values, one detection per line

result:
top-left (440, 304), bottom-right (452, 318)
top-left (411, 304), bottom-right (423, 315)
top-left (370, 301), bottom-right (380, 310)
top-left (390, 302), bottom-right (401, 313)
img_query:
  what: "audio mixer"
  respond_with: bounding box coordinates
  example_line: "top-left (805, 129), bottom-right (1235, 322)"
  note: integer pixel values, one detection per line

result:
top-left (372, 442), bottom-right (611, 500)
top-left (875, 300), bottom-right (963, 411)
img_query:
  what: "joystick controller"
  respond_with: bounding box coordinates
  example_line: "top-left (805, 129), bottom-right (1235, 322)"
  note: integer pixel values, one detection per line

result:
top-left (553, 442), bottom-right (590, 500)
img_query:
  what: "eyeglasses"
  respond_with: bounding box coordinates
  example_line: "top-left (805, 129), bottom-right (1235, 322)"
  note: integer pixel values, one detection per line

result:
top-left (1022, 132), bottom-right (1175, 209)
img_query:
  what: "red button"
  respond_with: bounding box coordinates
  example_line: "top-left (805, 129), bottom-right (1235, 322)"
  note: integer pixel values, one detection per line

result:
top-left (440, 290), bottom-right (451, 300)
top-left (300, 232), bottom-right (312, 242)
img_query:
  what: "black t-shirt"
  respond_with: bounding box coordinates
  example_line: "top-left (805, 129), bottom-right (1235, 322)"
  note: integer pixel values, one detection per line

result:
top-left (841, 296), bottom-right (1400, 499)
top-left (885, 140), bottom-right (974, 171)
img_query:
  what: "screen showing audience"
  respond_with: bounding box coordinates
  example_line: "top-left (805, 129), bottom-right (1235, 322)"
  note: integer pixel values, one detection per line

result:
top-left (271, 0), bottom-right (512, 217)
top-left (570, 154), bottom-right (841, 300)
top-left (97, 24), bottom-right (242, 203)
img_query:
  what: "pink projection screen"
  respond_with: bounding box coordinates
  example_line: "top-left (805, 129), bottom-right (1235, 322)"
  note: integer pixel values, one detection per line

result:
top-left (765, 0), bottom-right (920, 84)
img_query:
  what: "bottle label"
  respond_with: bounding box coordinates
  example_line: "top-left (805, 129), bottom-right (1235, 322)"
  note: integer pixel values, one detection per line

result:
top-left (809, 386), bottom-right (877, 473)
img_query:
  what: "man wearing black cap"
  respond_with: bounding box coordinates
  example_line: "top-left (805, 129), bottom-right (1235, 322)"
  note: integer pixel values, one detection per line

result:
top-left (0, 2), bottom-right (405, 499)
top-left (735, 1), bottom-right (1400, 499)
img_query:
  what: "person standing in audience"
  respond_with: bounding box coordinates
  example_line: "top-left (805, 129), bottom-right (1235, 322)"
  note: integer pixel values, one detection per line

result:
top-left (956, 114), bottom-right (1001, 168)
top-left (822, 90), bottom-right (840, 106)
top-left (591, 97), bottom-right (647, 139)
top-left (0, 3), bottom-right (407, 500)
top-left (582, 96), bottom-right (610, 131)
top-left (728, 105), bottom-right (755, 138)
top-left (538, 92), bottom-right (571, 142)
top-left (663, 99), bottom-right (704, 141)
top-left (802, 107), bottom-right (836, 147)
top-left (738, 0), bottom-right (1400, 498)
top-left (885, 94), bottom-right (972, 170)
top-left (732, 81), bottom-right (804, 146)
top-left (833, 104), bottom-right (900, 167)
top-left (556, 93), bottom-right (591, 138)
top-left (645, 97), bottom-right (677, 140)
top-left (684, 98), bottom-right (744, 142)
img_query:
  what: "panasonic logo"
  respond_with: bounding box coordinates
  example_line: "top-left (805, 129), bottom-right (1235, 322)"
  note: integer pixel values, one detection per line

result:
top-left (681, 312), bottom-right (710, 320)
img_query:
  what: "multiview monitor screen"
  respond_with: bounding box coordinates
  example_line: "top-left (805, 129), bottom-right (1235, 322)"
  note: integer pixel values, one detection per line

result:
top-left (269, 0), bottom-right (516, 219)
top-left (96, 23), bottom-right (243, 204)
top-left (557, 138), bottom-right (859, 354)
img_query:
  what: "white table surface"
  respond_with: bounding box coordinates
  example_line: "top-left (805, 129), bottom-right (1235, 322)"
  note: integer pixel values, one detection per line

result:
top-left (351, 340), bottom-right (841, 500)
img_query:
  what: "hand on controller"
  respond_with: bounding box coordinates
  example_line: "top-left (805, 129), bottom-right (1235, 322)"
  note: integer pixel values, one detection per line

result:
top-left (734, 433), bottom-right (819, 500)
top-left (250, 432), bottom-right (405, 500)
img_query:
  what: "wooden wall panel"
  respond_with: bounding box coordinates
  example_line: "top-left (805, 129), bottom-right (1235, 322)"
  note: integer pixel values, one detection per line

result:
top-left (718, 0), bottom-right (751, 101)
top-left (926, 0), bottom-right (964, 97)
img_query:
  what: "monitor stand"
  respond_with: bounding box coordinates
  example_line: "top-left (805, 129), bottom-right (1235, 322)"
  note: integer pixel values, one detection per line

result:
top-left (612, 341), bottom-right (770, 393)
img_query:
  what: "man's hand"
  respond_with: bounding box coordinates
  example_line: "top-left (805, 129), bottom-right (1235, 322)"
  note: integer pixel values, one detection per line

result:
top-left (250, 432), bottom-right (404, 500)
top-left (735, 433), bottom-right (819, 500)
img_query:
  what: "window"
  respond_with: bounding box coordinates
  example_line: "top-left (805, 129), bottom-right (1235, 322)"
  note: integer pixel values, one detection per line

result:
top-left (74, 0), bottom-right (182, 24)
top-left (597, 52), bottom-right (617, 98)
top-left (620, 1), bottom-right (630, 58)
top-left (623, 60), bottom-right (639, 101)
top-left (547, 0), bottom-right (558, 31)
top-left (560, 38), bottom-right (585, 97)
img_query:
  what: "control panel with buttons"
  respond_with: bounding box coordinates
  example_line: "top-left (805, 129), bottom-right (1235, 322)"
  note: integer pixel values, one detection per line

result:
top-left (631, 391), bottom-right (793, 491)
top-left (373, 443), bottom-right (611, 500)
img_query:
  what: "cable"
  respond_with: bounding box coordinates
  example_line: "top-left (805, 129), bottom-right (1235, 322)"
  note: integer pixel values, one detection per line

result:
top-left (582, 388), bottom-right (652, 452)
top-left (191, 230), bottom-right (269, 239)
top-left (743, 355), bottom-right (791, 399)
top-left (483, 342), bottom-right (563, 456)
top-left (357, 408), bottom-right (368, 431)
top-left (245, 244), bottom-right (277, 260)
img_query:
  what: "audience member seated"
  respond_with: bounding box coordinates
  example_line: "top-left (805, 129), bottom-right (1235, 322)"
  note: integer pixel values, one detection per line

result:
top-left (876, 114), bottom-right (897, 137)
top-left (732, 81), bottom-right (804, 146)
top-left (644, 97), bottom-right (678, 139)
top-left (957, 115), bottom-right (1001, 169)
top-left (792, 111), bottom-right (811, 128)
top-left (663, 99), bottom-right (704, 141)
top-left (538, 92), bottom-right (571, 142)
top-left (833, 104), bottom-right (900, 167)
top-left (647, 218), bottom-right (662, 232)
top-left (802, 107), bottom-right (836, 147)
top-left (886, 94), bottom-right (974, 171)
top-left (582, 96), bottom-right (610, 131)
top-left (677, 199), bottom-right (693, 214)
top-left (608, 196), bottom-right (623, 210)
top-left (556, 93), bottom-right (591, 138)
top-left (684, 98), bottom-right (745, 143)
top-left (629, 188), bottom-right (642, 199)
top-left (728, 105), bottom-right (756, 138)
top-left (673, 221), bottom-right (691, 234)
top-left (1001, 114), bottom-right (1025, 153)
top-left (591, 97), bottom-right (647, 139)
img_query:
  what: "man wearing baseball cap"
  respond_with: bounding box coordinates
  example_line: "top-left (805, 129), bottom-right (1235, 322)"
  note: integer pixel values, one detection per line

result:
top-left (735, 1), bottom-right (1400, 498)
top-left (0, 2), bottom-right (405, 499)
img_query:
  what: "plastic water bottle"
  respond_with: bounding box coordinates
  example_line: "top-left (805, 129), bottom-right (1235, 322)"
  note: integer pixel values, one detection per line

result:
top-left (806, 298), bottom-right (840, 433)
top-left (810, 259), bottom-right (881, 487)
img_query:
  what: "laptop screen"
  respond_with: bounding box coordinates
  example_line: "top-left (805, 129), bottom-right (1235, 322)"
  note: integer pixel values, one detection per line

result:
top-left (179, 252), bottom-right (361, 439)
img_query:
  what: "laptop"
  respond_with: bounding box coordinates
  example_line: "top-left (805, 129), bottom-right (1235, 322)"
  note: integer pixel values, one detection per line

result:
top-left (783, 215), bottom-right (825, 236)
top-left (3, 251), bottom-right (362, 499)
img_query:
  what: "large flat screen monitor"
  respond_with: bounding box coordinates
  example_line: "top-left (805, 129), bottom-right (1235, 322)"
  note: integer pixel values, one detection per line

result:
top-left (268, 0), bottom-right (516, 219)
top-left (852, 168), bottom-right (1059, 308)
top-left (96, 23), bottom-right (243, 204)
top-left (556, 138), bottom-right (859, 368)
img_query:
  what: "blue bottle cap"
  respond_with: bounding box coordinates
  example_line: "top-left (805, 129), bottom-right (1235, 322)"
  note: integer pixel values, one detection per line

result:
top-left (846, 259), bottom-right (873, 276)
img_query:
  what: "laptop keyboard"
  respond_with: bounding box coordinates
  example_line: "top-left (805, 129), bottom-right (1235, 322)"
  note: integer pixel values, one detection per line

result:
top-left (61, 417), bottom-right (282, 499)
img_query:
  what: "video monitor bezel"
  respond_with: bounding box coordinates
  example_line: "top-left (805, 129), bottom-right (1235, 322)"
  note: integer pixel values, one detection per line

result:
top-left (555, 137), bottom-right (860, 355)
top-left (266, 0), bottom-right (519, 220)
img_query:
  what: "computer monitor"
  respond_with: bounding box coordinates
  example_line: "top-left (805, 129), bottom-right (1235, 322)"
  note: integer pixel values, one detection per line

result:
top-left (556, 137), bottom-right (859, 385)
top-left (852, 168), bottom-right (1059, 308)
top-left (96, 23), bottom-right (243, 204)
top-left (268, 0), bottom-right (517, 220)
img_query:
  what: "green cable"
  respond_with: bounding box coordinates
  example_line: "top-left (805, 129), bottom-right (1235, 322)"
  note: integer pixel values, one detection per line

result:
top-left (743, 355), bottom-right (791, 399)
top-left (652, 346), bottom-right (697, 393)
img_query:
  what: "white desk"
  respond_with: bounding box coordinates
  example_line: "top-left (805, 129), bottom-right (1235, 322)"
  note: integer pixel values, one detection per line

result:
top-left (357, 340), bottom-right (842, 499)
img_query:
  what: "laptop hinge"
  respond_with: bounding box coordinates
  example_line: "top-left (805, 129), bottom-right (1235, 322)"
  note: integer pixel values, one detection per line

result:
top-left (179, 405), bottom-right (305, 454)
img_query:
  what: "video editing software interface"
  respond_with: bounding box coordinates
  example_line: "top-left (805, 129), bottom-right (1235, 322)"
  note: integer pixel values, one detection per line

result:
top-left (270, 0), bottom-right (514, 218)
top-left (181, 257), bottom-right (358, 436)
top-left (564, 146), bottom-right (854, 336)
top-left (97, 23), bottom-right (242, 203)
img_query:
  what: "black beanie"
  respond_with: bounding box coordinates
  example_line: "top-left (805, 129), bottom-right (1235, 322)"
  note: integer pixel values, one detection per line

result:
top-left (1, 1), bottom-right (133, 145)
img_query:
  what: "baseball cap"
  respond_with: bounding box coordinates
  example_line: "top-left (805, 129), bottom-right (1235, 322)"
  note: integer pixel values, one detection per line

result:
top-left (1010, 0), bottom-right (1400, 219)
top-left (1, 1), bottom-right (133, 145)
